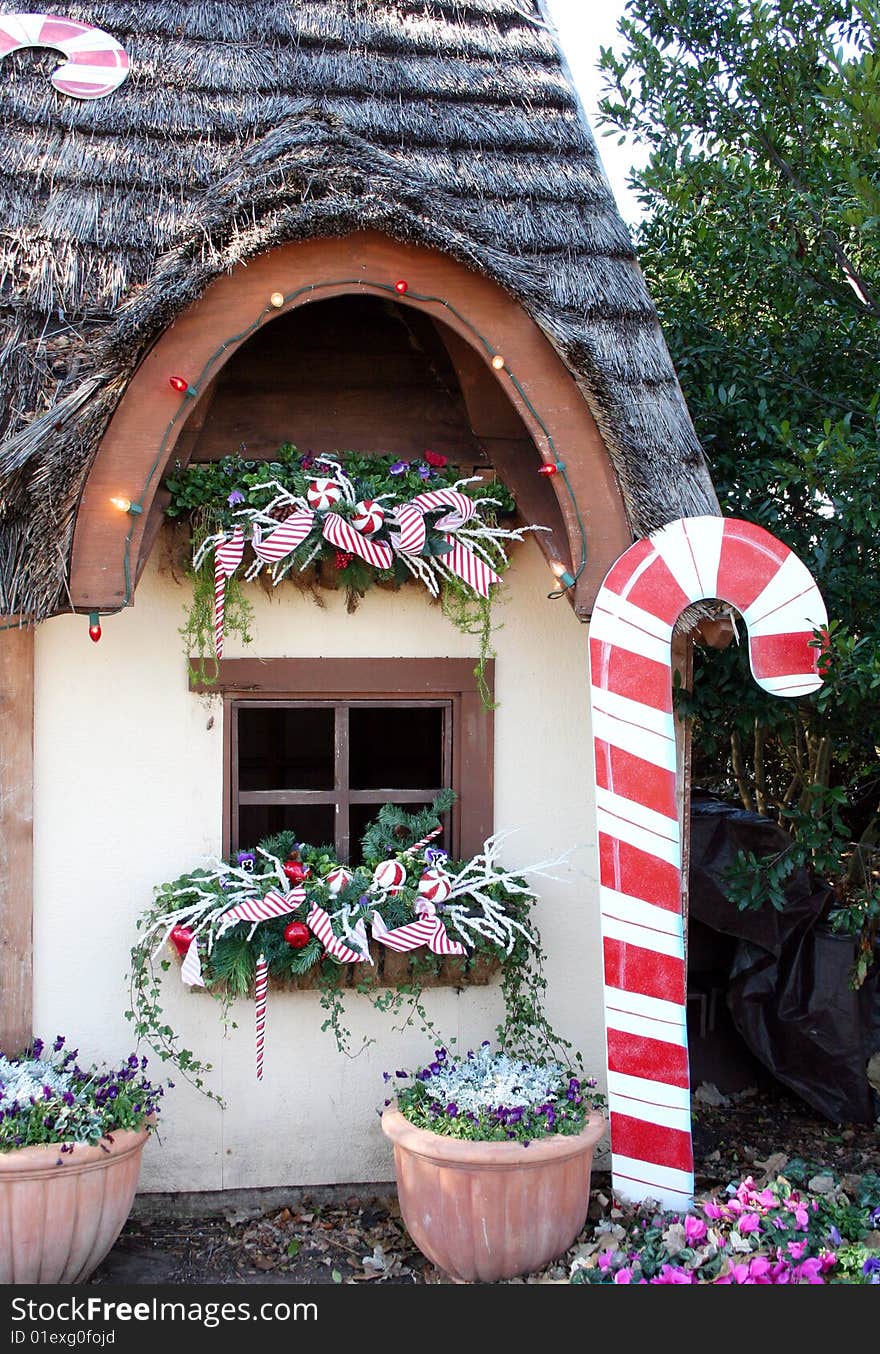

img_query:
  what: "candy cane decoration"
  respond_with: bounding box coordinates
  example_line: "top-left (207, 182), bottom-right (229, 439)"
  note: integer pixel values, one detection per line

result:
top-left (0, 13), bottom-right (130, 98)
top-left (254, 953), bottom-right (268, 1081)
top-left (403, 824), bottom-right (444, 857)
top-left (589, 516), bottom-right (827, 1211)
top-left (213, 527), bottom-right (245, 659)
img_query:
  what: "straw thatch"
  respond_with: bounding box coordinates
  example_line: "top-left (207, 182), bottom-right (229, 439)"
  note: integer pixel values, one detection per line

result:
top-left (0, 0), bottom-right (719, 622)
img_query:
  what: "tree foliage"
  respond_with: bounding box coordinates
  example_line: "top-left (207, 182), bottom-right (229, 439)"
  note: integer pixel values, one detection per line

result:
top-left (597, 0), bottom-right (880, 950)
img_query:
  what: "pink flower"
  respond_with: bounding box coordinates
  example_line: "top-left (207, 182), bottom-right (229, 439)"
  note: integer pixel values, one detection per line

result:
top-left (703, 1200), bottom-right (725, 1221)
top-left (597, 1251), bottom-right (614, 1272)
top-left (755, 1188), bottom-right (777, 1208)
top-left (794, 1258), bottom-right (825, 1283)
top-left (793, 1204), bottom-right (809, 1229)
top-left (787, 1239), bottom-right (808, 1261)
top-left (685, 1214), bottom-right (707, 1245)
top-left (748, 1255), bottom-right (773, 1281)
top-left (613, 1267), bottom-right (634, 1283)
top-left (738, 1212), bottom-right (761, 1234)
top-left (651, 1265), bottom-right (695, 1283)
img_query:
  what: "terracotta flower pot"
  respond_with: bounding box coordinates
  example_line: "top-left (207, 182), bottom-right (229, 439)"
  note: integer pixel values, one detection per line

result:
top-left (381, 1105), bottom-right (607, 1282)
top-left (0, 1125), bottom-right (151, 1284)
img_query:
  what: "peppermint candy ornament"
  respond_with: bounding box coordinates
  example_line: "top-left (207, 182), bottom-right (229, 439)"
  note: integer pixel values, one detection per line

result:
top-left (307, 478), bottom-right (342, 511)
top-left (326, 865), bottom-right (354, 896)
top-left (351, 500), bottom-right (385, 536)
top-left (373, 859), bottom-right (406, 894)
top-left (417, 867), bottom-right (452, 905)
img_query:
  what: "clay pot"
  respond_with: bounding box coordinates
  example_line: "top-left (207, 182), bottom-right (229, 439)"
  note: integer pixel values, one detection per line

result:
top-left (0, 1124), bottom-right (151, 1284)
top-left (381, 1105), bottom-right (607, 1282)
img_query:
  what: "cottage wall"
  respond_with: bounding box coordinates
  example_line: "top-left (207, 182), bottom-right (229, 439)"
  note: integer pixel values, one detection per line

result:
top-left (32, 536), bottom-right (603, 1193)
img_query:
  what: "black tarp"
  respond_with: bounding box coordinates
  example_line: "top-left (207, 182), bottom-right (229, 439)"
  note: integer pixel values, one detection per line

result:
top-left (689, 792), bottom-right (880, 1124)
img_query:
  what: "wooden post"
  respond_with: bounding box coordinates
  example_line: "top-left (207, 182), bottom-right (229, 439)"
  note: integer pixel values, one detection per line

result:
top-left (0, 623), bottom-right (34, 1055)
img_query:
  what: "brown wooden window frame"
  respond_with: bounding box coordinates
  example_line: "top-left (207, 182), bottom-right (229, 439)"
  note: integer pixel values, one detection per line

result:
top-left (191, 658), bottom-right (494, 862)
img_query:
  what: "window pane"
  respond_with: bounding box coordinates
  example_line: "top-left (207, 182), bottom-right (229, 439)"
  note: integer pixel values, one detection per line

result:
top-left (349, 801), bottom-right (442, 866)
top-left (238, 707), bottom-right (334, 790)
top-left (237, 803), bottom-right (336, 852)
top-left (349, 707), bottom-right (444, 789)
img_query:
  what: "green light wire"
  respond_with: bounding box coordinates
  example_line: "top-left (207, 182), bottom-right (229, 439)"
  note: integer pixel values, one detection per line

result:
top-left (21, 276), bottom-right (591, 629)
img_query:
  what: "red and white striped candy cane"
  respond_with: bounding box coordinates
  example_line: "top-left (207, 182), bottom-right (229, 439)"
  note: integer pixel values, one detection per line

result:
top-left (403, 824), bottom-right (444, 857)
top-left (213, 527), bottom-right (245, 659)
top-left (0, 13), bottom-right (130, 98)
top-left (254, 953), bottom-right (268, 1081)
top-left (589, 516), bottom-right (827, 1210)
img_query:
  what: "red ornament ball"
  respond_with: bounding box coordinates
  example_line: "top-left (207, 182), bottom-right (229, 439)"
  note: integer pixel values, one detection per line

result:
top-left (283, 859), bottom-right (310, 884)
top-left (284, 921), bottom-right (311, 949)
top-left (169, 924), bottom-right (194, 957)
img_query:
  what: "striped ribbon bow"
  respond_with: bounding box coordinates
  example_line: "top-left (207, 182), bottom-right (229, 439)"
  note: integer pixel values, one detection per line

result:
top-left (306, 904), bottom-right (371, 963)
top-left (371, 899), bottom-right (466, 956)
top-left (216, 886), bottom-right (305, 937)
top-left (390, 488), bottom-right (501, 599)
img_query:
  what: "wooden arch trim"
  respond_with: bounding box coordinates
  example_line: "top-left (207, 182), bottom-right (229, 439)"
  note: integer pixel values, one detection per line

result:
top-left (70, 231), bottom-right (632, 616)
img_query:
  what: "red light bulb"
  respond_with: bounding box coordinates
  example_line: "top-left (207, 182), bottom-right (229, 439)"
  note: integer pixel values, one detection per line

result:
top-left (88, 613), bottom-right (101, 642)
top-left (537, 463), bottom-right (559, 477)
top-left (394, 279), bottom-right (408, 294)
top-left (169, 375), bottom-right (189, 393)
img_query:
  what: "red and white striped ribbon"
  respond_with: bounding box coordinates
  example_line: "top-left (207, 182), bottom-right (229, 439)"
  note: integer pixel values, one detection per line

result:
top-left (389, 492), bottom-right (499, 598)
top-left (0, 13), bottom-right (130, 99)
top-left (388, 503), bottom-right (426, 555)
top-left (217, 886), bottom-right (305, 934)
top-left (321, 511), bottom-right (394, 569)
top-left (213, 527), bottom-right (245, 659)
top-left (306, 904), bottom-right (371, 963)
top-left (371, 900), bottom-right (466, 956)
top-left (251, 511), bottom-right (314, 563)
top-left (254, 953), bottom-right (268, 1081)
top-left (180, 937), bottom-right (204, 987)
top-left (589, 516), bottom-right (827, 1211)
top-left (409, 488), bottom-right (476, 530)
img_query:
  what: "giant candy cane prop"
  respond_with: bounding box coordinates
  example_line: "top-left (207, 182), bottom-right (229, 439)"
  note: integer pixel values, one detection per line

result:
top-left (0, 13), bottom-right (130, 98)
top-left (589, 516), bottom-right (827, 1210)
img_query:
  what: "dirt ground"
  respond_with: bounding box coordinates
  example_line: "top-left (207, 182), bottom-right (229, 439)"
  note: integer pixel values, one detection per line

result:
top-left (89, 1077), bottom-right (880, 1286)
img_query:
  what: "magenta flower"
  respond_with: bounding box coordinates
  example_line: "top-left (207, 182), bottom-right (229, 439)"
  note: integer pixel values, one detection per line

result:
top-left (652, 1265), bottom-right (695, 1283)
top-left (684, 1214), bottom-right (707, 1245)
top-left (613, 1267), bottom-right (634, 1283)
top-left (786, 1238), bottom-right (808, 1260)
top-left (738, 1212), bottom-right (761, 1234)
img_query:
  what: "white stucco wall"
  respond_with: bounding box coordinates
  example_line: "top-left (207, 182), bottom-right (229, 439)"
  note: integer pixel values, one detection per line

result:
top-left (32, 534), bottom-right (604, 1194)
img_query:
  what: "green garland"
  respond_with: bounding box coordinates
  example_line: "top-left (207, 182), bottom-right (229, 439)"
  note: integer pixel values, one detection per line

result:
top-left (165, 446), bottom-right (539, 703)
top-left (126, 795), bottom-right (580, 1101)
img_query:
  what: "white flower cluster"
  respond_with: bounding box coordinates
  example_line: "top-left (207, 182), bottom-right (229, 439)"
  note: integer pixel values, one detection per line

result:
top-left (0, 1056), bottom-right (72, 1110)
top-left (424, 1046), bottom-right (567, 1113)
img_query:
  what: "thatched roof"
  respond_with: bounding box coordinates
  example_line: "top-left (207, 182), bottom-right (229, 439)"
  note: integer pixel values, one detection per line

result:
top-left (0, 0), bottom-right (719, 622)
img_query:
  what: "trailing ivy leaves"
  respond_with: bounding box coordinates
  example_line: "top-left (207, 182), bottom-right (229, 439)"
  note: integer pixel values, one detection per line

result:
top-left (126, 793), bottom-right (579, 1097)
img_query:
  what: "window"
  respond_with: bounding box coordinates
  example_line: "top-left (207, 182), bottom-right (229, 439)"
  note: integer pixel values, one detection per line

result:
top-left (191, 659), bottom-right (494, 863)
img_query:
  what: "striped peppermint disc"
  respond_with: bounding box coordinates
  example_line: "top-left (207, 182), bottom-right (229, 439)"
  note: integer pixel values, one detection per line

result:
top-left (0, 13), bottom-right (130, 98)
top-left (306, 478), bottom-right (343, 511)
top-left (325, 866), bottom-right (354, 896)
top-left (373, 859), bottom-right (406, 893)
top-left (351, 500), bottom-right (385, 535)
top-left (588, 515), bottom-right (827, 1212)
top-left (321, 511), bottom-right (393, 569)
top-left (417, 867), bottom-right (451, 905)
